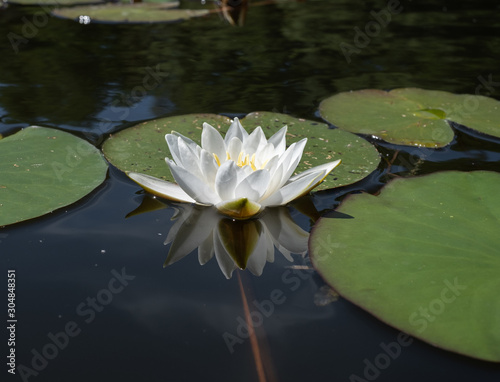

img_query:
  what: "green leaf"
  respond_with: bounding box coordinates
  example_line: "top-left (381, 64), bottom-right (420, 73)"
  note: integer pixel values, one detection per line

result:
top-left (102, 112), bottom-right (380, 190)
top-left (0, 127), bottom-right (108, 226)
top-left (310, 171), bottom-right (500, 362)
top-left (7, 0), bottom-right (104, 5)
top-left (319, 88), bottom-right (500, 147)
top-left (52, 2), bottom-right (209, 24)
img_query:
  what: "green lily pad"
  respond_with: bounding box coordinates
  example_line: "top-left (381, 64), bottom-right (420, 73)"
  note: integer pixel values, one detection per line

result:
top-left (319, 88), bottom-right (500, 148)
top-left (102, 112), bottom-right (380, 191)
top-left (0, 126), bottom-right (108, 226)
top-left (7, 0), bottom-right (104, 5)
top-left (310, 171), bottom-right (500, 362)
top-left (52, 2), bottom-right (208, 24)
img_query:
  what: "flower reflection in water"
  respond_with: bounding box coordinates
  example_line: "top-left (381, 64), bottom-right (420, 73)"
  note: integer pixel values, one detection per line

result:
top-left (162, 203), bottom-right (309, 278)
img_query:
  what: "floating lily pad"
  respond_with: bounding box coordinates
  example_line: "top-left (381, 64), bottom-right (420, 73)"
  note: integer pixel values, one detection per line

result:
top-left (102, 112), bottom-right (380, 191)
top-left (310, 171), bottom-right (500, 362)
top-left (319, 88), bottom-right (500, 148)
top-left (7, 0), bottom-right (104, 5)
top-left (52, 2), bottom-right (208, 24)
top-left (0, 126), bottom-right (108, 226)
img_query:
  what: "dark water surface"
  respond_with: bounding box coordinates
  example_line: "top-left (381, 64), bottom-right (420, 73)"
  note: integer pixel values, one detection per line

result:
top-left (1, 0), bottom-right (500, 381)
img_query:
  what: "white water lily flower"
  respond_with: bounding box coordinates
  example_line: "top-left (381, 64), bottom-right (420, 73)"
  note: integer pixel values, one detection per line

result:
top-left (128, 118), bottom-right (341, 219)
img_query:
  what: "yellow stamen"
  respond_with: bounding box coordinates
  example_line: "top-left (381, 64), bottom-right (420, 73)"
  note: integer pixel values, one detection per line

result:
top-left (213, 153), bottom-right (221, 167)
top-left (218, 151), bottom-right (260, 171)
top-left (250, 153), bottom-right (257, 171)
top-left (237, 152), bottom-right (244, 166)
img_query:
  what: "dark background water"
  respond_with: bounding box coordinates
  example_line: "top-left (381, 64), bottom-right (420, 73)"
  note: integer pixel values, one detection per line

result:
top-left (1, 0), bottom-right (500, 381)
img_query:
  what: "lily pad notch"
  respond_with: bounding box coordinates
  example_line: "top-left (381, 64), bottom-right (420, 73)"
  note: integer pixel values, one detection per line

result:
top-left (319, 88), bottom-right (500, 148)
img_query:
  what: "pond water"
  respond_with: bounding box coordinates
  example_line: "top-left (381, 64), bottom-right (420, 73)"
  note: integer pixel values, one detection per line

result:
top-left (1, 0), bottom-right (500, 381)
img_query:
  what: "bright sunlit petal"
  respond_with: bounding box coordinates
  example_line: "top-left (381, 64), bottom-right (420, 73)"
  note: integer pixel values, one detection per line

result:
top-left (234, 169), bottom-right (271, 201)
top-left (200, 149), bottom-right (219, 188)
top-left (267, 125), bottom-right (287, 154)
top-left (201, 123), bottom-right (226, 162)
top-left (260, 170), bottom-right (324, 207)
top-left (167, 159), bottom-right (221, 205)
top-left (225, 117), bottom-right (248, 143)
top-left (127, 172), bottom-right (195, 203)
top-left (288, 159), bottom-right (341, 184)
top-left (215, 160), bottom-right (239, 201)
top-left (243, 126), bottom-right (266, 154)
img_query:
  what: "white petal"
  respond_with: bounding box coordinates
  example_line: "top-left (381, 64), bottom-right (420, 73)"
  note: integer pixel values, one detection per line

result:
top-left (260, 139), bottom-right (307, 199)
top-left (127, 172), bottom-right (195, 203)
top-left (267, 125), bottom-right (287, 154)
top-left (278, 138), bottom-right (307, 183)
top-left (254, 142), bottom-right (275, 168)
top-left (165, 134), bottom-right (183, 167)
top-left (226, 137), bottom-right (242, 162)
top-left (201, 123), bottom-right (226, 161)
top-left (234, 169), bottom-right (271, 201)
top-left (166, 132), bottom-right (201, 166)
top-left (267, 160), bottom-right (341, 205)
top-left (200, 149), bottom-right (219, 188)
top-left (288, 159), bottom-right (341, 183)
top-left (225, 117), bottom-right (248, 143)
top-left (243, 126), bottom-right (266, 154)
top-left (215, 161), bottom-right (238, 201)
top-left (260, 161), bottom-right (284, 200)
top-left (263, 154), bottom-right (279, 172)
top-left (167, 159), bottom-right (221, 205)
top-left (176, 137), bottom-right (204, 179)
top-left (260, 170), bottom-right (324, 207)
top-left (171, 131), bottom-right (200, 154)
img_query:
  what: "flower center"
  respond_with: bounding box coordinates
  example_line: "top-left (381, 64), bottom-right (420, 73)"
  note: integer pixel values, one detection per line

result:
top-left (213, 152), bottom-right (258, 171)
